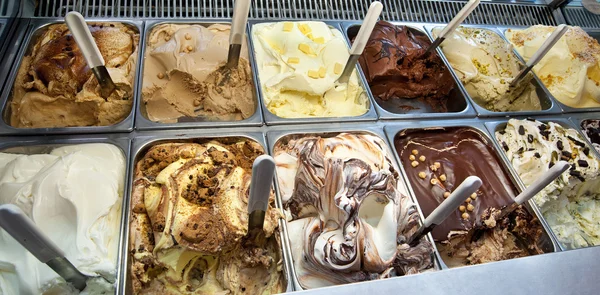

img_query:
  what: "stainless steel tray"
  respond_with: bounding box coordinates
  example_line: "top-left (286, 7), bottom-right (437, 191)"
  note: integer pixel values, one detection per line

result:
top-left (134, 19), bottom-right (264, 130)
top-left (248, 20), bottom-right (379, 126)
top-left (0, 18), bottom-right (144, 135)
top-left (384, 120), bottom-right (559, 269)
top-left (0, 18), bottom-right (29, 99)
top-left (499, 26), bottom-right (600, 114)
top-left (484, 117), bottom-right (599, 251)
top-left (123, 130), bottom-right (294, 294)
top-left (340, 21), bottom-right (476, 120)
top-left (423, 24), bottom-right (563, 118)
top-left (0, 134), bottom-right (132, 295)
top-left (266, 125), bottom-right (441, 291)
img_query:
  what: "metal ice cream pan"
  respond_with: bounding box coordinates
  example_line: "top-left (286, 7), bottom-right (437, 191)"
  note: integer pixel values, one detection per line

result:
top-left (0, 134), bottom-right (132, 295)
top-left (0, 18), bottom-right (29, 102)
top-left (484, 117), bottom-right (599, 251)
top-left (569, 112), bottom-right (600, 160)
top-left (340, 21), bottom-right (477, 121)
top-left (248, 20), bottom-right (379, 126)
top-left (123, 130), bottom-right (294, 294)
top-left (0, 18), bottom-right (144, 136)
top-left (498, 26), bottom-right (600, 114)
top-left (384, 120), bottom-right (559, 269)
top-left (134, 20), bottom-right (264, 131)
top-left (422, 24), bottom-right (562, 118)
top-left (266, 125), bottom-right (442, 291)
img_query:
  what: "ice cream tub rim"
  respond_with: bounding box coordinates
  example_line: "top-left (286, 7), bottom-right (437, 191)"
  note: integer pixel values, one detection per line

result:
top-left (0, 18), bottom-right (144, 135)
top-left (134, 19), bottom-right (265, 130)
top-left (247, 20), bottom-right (379, 126)
top-left (569, 113), bottom-right (600, 161)
top-left (484, 117), bottom-right (599, 252)
top-left (384, 121), bottom-right (559, 267)
top-left (497, 25), bottom-right (600, 114)
top-left (0, 134), bottom-right (132, 295)
top-left (422, 24), bottom-right (563, 118)
top-left (266, 126), bottom-right (442, 291)
top-left (123, 131), bottom-right (294, 294)
top-left (339, 20), bottom-right (477, 121)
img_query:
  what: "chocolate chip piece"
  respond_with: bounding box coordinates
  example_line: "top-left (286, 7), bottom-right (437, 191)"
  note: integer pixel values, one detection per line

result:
top-left (578, 160), bottom-right (589, 167)
top-left (583, 147), bottom-right (590, 156)
top-left (499, 130), bottom-right (506, 135)
top-left (518, 147), bottom-right (524, 153)
top-left (557, 141), bottom-right (564, 150)
top-left (562, 151), bottom-right (572, 158)
top-left (569, 170), bottom-right (585, 182)
top-left (538, 124), bottom-right (548, 131)
top-left (526, 117), bottom-right (536, 122)
top-left (527, 134), bottom-right (534, 143)
top-left (518, 125), bottom-right (525, 135)
top-left (502, 142), bottom-right (509, 151)
top-left (568, 136), bottom-right (586, 147)
top-left (534, 152), bottom-right (541, 158)
top-left (549, 162), bottom-right (555, 168)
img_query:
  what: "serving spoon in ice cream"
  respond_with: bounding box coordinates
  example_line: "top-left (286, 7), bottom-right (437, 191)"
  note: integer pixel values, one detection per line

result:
top-left (337, 1), bottom-right (383, 84)
top-left (65, 11), bottom-right (116, 100)
top-left (248, 155), bottom-right (276, 232)
top-left (0, 204), bottom-right (91, 291)
top-left (509, 24), bottom-right (568, 88)
top-left (424, 0), bottom-right (480, 55)
top-left (226, 0), bottom-right (251, 68)
top-left (407, 176), bottom-right (483, 246)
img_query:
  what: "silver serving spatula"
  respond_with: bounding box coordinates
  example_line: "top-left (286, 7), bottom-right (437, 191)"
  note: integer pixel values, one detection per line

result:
top-left (226, 0), bottom-right (251, 68)
top-left (0, 204), bottom-right (89, 291)
top-left (425, 0), bottom-right (480, 55)
top-left (65, 11), bottom-right (116, 100)
top-left (248, 155), bottom-right (276, 231)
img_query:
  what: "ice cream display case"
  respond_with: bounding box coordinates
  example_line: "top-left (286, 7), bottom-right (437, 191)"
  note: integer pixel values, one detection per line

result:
top-left (1, 0), bottom-right (600, 295)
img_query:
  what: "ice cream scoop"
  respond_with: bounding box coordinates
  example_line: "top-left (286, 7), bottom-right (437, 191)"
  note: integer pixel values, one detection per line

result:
top-left (65, 11), bottom-right (116, 99)
top-left (425, 0), bottom-right (480, 55)
top-left (337, 1), bottom-right (382, 83)
top-left (509, 24), bottom-right (568, 88)
top-left (407, 176), bottom-right (482, 246)
top-left (248, 155), bottom-right (276, 231)
top-left (0, 204), bottom-right (90, 291)
top-left (226, 0), bottom-right (251, 68)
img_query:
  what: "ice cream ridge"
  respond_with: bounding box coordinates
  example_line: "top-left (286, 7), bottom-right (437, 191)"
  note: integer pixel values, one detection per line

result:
top-left (395, 127), bottom-right (545, 267)
top-left (252, 21), bottom-right (368, 118)
top-left (496, 119), bottom-right (600, 249)
top-left (142, 24), bottom-right (256, 123)
top-left (357, 21), bottom-right (454, 112)
top-left (129, 139), bottom-right (285, 294)
top-left (273, 133), bottom-right (434, 289)
top-left (0, 143), bottom-right (125, 294)
top-left (433, 27), bottom-right (541, 112)
top-left (505, 25), bottom-right (600, 108)
top-left (10, 23), bottom-right (139, 128)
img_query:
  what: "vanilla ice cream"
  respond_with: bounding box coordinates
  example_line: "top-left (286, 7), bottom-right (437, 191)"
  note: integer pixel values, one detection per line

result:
top-left (0, 143), bottom-right (125, 294)
top-left (505, 26), bottom-right (600, 108)
top-left (252, 21), bottom-right (368, 118)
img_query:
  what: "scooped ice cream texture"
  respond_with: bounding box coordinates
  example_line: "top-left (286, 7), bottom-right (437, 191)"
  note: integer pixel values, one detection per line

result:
top-left (434, 27), bottom-right (541, 112)
top-left (10, 23), bottom-right (139, 128)
top-left (0, 143), bottom-right (125, 294)
top-left (395, 127), bottom-right (545, 267)
top-left (496, 119), bottom-right (600, 249)
top-left (129, 139), bottom-right (285, 294)
top-left (142, 24), bottom-right (256, 123)
top-left (505, 25), bottom-right (600, 108)
top-left (274, 133), bottom-right (434, 289)
top-left (357, 21), bottom-right (454, 112)
top-left (252, 21), bottom-right (368, 118)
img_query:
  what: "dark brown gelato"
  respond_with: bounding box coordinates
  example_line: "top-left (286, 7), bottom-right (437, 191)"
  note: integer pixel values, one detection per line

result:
top-left (356, 21), bottom-right (455, 112)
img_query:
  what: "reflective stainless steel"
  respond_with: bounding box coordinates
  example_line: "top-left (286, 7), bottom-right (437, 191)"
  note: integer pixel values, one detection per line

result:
top-left (135, 20), bottom-right (263, 130)
top-left (248, 20), bottom-right (378, 126)
top-left (383, 121), bottom-right (559, 270)
top-left (341, 21), bottom-right (476, 120)
top-left (423, 24), bottom-right (563, 118)
top-left (266, 124), bottom-right (442, 291)
top-left (124, 130), bottom-right (293, 294)
top-left (484, 117), bottom-right (598, 251)
top-left (0, 134), bottom-right (132, 295)
top-left (0, 19), bottom-right (143, 135)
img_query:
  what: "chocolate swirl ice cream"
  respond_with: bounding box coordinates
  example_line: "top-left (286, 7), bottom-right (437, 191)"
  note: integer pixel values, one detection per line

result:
top-left (274, 133), bottom-right (434, 289)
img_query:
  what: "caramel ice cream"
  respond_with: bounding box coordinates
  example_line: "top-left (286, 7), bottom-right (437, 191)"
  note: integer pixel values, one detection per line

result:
top-left (10, 23), bottom-right (139, 128)
top-left (142, 24), bottom-right (256, 123)
top-left (129, 139), bottom-right (285, 294)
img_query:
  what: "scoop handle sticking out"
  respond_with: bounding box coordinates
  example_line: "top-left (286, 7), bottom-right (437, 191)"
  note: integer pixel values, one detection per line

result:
top-left (407, 176), bottom-right (482, 246)
top-left (514, 161), bottom-right (570, 205)
top-left (0, 204), bottom-right (88, 291)
top-left (509, 24), bottom-right (568, 87)
top-left (337, 1), bottom-right (383, 84)
top-left (226, 0), bottom-right (251, 68)
top-left (248, 155), bottom-right (276, 231)
top-left (425, 0), bottom-right (480, 54)
top-left (65, 11), bottom-right (116, 99)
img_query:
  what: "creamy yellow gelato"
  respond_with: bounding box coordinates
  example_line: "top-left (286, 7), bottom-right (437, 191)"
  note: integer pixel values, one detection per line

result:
top-left (506, 25), bottom-right (600, 108)
top-left (252, 21), bottom-right (368, 118)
